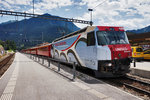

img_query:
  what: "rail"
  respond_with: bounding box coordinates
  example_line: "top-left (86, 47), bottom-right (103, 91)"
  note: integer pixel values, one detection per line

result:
top-left (0, 53), bottom-right (15, 70)
top-left (126, 76), bottom-right (150, 86)
top-left (27, 54), bottom-right (77, 81)
top-left (102, 76), bottom-right (150, 99)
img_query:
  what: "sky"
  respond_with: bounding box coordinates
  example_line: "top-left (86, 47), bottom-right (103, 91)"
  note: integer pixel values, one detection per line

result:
top-left (0, 0), bottom-right (150, 30)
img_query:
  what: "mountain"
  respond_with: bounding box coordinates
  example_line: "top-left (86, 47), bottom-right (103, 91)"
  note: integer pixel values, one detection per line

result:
top-left (1, 20), bottom-right (17, 25)
top-left (126, 25), bottom-right (150, 41)
top-left (0, 14), bottom-right (80, 50)
top-left (127, 25), bottom-right (150, 34)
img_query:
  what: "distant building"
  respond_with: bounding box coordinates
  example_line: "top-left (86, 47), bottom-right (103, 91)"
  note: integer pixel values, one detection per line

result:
top-left (127, 32), bottom-right (150, 50)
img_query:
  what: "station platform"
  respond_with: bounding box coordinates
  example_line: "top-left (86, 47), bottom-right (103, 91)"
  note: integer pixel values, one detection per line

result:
top-left (0, 52), bottom-right (142, 100)
top-left (130, 61), bottom-right (150, 79)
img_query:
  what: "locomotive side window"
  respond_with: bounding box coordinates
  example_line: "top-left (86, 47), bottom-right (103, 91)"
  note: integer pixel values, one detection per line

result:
top-left (87, 31), bottom-right (95, 46)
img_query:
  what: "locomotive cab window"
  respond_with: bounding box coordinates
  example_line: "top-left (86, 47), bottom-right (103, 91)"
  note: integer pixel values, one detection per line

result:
top-left (87, 31), bottom-right (95, 46)
top-left (96, 30), bottom-right (129, 45)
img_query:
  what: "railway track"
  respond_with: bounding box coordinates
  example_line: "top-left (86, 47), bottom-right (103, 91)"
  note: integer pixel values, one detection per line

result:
top-left (101, 76), bottom-right (150, 99)
top-left (0, 53), bottom-right (15, 77)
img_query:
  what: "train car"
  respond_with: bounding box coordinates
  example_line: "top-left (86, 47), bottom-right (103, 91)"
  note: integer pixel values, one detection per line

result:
top-left (26, 49), bottom-right (31, 54)
top-left (21, 49), bottom-right (26, 53)
top-left (37, 43), bottom-right (52, 57)
top-left (143, 49), bottom-right (150, 60)
top-left (51, 26), bottom-right (132, 77)
top-left (30, 47), bottom-right (37, 55)
top-left (131, 46), bottom-right (143, 61)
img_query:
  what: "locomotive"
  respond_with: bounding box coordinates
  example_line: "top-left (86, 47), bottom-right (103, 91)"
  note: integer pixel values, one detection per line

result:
top-left (22, 26), bottom-right (132, 77)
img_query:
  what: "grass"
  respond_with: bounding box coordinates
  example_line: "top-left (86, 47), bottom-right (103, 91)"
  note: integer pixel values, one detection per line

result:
top-left (7, 49), bottom-right (14, 53)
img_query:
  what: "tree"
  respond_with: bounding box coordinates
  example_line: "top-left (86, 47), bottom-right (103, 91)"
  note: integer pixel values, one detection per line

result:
top-left (0, 40), bottom-right (16, 51)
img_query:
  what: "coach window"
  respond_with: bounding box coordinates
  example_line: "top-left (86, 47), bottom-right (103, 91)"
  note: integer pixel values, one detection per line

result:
top-left (87, 31), bottom-right (95, 46)
top-left (144, 51), bottom-right (150, 54)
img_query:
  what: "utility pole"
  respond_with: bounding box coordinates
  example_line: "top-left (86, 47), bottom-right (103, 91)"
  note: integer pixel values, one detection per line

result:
top-left (88, 9), bottom-right (93, 26)
top-left (41, 32), bottom-right (43, 43)
top-left (25, 34), bottom-right (27, 42)
top-left (88, 0), bottom-right (108, 26)
top-left (33, 0), bottom-right (34, 14)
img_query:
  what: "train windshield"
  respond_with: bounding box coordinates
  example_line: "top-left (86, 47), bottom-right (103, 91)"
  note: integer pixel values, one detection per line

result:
top-left (96, 31), bottom-right (129, 45)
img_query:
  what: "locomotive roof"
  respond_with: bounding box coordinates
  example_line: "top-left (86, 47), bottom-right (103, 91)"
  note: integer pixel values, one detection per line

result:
top-left (53, 26), bottom-right (96, 42)
top-left (53, 26), bottom-right (124, 42)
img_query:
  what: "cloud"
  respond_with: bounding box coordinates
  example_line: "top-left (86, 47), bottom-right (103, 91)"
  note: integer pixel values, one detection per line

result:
top-left (0, 0), bottom-right (149, 30)
top-left (0, 0), bottom-right (73, 13)
top-left (76, 0), bottom-right (150, 30)
top-left (0, 1), bottom-right (11, 9)
top-left (4, 0), bottom-right (31, 5)
top-left (65, 9), bottom-right (70, 11)
top-left (34, 0), bottom-right (73, 11)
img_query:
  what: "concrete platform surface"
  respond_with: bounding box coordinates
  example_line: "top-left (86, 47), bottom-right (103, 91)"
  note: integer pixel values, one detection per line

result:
top-left (0, 53), bottom-right (142, 100)
top-left (130, 61), bottom-right (150, 78)
top-left (131, 61), bottom-right (150, 71)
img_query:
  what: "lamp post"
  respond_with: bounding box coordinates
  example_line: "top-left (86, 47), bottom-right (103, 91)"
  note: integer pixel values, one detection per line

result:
top-left (88, 9), bottom-right (93, 26)
top-left (88, 0), bottom-right (108, 26)
top-left (41, 32), bottom-right (43, 43)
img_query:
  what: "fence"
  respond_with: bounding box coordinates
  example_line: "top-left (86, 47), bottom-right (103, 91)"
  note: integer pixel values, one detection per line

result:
top-left (27, 54), bottom-right (77, 81)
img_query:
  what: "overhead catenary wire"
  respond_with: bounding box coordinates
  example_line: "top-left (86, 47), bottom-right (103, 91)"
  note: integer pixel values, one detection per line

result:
top-left (88, 0), bottom-right (109, 26)
top-left (56, 0), bottom-right (81, 37)
top-left (0, 10), bottom-right (90, 25)
top-left (92, 0), bottom-right (108, 10)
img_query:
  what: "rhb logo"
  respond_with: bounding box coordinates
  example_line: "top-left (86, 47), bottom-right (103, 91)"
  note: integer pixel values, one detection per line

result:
top-left (115, 47), bottom-right (128, 51)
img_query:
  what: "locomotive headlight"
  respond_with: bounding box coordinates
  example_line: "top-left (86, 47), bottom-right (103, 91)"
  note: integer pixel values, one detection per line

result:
top-left (108, 63), bottom-right (112, 66)
top-left (106, 63), bottom-right (112, 66)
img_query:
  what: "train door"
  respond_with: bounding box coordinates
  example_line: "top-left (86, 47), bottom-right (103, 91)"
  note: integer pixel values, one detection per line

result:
top-left (51, 44), bottom-right (54, 58)
top-left (86, 31), bottom-right (97, 70)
